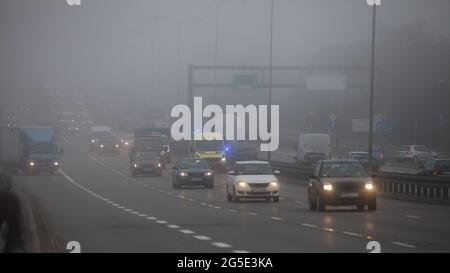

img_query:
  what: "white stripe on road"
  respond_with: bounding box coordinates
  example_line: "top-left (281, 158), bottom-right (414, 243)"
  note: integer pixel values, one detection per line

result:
top-left (342, 231), bottom-right (363, 237)
top-left (301, 223), bottom-right (317, 228)
top-left (156, 220), bottom-right (168, 224)
top-left (180, 229), bottom-right (195, 234)
top-left (271, 216), bottom-right (283, 221)
top-left (405, 215), bottom-right (422, 219)
top-left (392, 241), bottom-right (417, 248)
top-left (167, 225), bottom-right (180, 229)
top-left (211, 242), bottom-right (232, 248)
top-left (248, 212), bottom-right (258, 216)
top-left (232, 250), bottom-right (250, 253)
top-left (193, 235), bottom-right (211, 241)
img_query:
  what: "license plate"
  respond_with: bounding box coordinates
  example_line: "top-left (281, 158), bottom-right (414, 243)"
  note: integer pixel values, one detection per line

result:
top-left (341, 192), bottom-right (359, 198)
top-left (143, 168), bottom-right (153, 172)
top-left (251, 188), bottom-right (266, 192)
top-left (191, 178), bottom-right (202, 182)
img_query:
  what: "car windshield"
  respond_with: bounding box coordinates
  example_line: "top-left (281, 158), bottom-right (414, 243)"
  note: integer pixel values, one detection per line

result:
top-left (134, 138), bottom-right (163, 150)
top-left (30, 143), bottom-right (58, 154)
top-left (196, 140), bottom-right (224, 151)
top-left (235, 163), bottom-right (273, 175)
top-left (135, 152), bottom-right (157, 161)
top-left (178, 159), bottom-right (209, 169)
top-left (320, 162), bottom-right (368, 178)
top-left (305, 153), bottom-right (327, 160)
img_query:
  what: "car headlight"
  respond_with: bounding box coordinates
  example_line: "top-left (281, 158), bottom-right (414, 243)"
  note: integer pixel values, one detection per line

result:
top-left (180, 172), bottom-right (188, 177)
top-left (134, 163), bottom-right (138, 168)
top-left (220, 157), bottom-right (226, 162)
top-left (323, 183), bottom-right (333, 191)
top-left (238, 182), bottom-right (249, 188)
top-left (124, 142), bottom-right (129, 145)
top-left (269, 181), bottom-right (278, 188)
top-left (115, 144), bottom-right (119, 148)
top-left (29, 161), bottom-right (35, 166)
top-left (53, 161), bottom-right (59, 166)
top-left (365, 182), bottom-right (374, 191)
top-left (205, 171), bottom-right (212, 176)
top-left (91, 139), bottom-right (95, 143)
top-left (157, 163), bottom-right (161, 168)
top-left (100, 144), bottom-right (104, 148)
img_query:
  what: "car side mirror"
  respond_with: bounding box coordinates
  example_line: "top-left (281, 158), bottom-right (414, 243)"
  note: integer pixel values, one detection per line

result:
top-left (228, 171), bottom-right (235, 175)
top-left (274, 170), bottom-right (280, 175)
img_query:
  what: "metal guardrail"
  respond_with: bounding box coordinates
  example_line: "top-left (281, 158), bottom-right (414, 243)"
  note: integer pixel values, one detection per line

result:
top-left (230, 155), bottom-right (450, 205)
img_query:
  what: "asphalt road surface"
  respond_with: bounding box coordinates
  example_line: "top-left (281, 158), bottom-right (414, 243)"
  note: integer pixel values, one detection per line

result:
top-left (13, 131), bottom-right (450, 253)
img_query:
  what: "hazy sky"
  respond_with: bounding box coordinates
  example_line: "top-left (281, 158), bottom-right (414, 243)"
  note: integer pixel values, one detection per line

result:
top-left (1, 0), bottom-right (449, 107)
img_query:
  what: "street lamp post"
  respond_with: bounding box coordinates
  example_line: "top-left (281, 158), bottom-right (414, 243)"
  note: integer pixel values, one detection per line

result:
top-left (267, 0), bottom-right (274, 162)
top-left (367, 0), bottom-right (380, 173)
top-left (153, 17), bottom-right (204, 105)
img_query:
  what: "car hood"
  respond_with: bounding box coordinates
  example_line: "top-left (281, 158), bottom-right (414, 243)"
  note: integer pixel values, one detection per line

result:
top-left (180, 168), bottom-right (210, 173)
top-left (234, 174), bottom-right (277, 183)
top-left (29, 154), bottom-right (58, 161)
top-left (320, 177), bottom-right (371, 183)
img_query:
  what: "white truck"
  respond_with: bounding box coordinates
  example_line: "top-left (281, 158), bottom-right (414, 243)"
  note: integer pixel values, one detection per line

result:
top-left (294, 134), bottom-right (331, 166)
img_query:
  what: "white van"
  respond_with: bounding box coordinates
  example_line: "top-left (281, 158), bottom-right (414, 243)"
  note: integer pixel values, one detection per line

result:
top-left (294, 134), bottom-right (331, 165)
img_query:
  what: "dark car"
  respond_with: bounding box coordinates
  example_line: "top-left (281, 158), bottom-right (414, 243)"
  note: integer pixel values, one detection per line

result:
top-left (418, 159), bottom-right (450, 177)
top-left (303, 152), bottom-right (328, 167)
top-left (97, 137), bottom-right (120, 155)
top-left (130, 151), bottom-right (162, 176)
top-left (308, 159), bottom-right (377, 212)
top-left (172, 158), bottom-right (214, 189)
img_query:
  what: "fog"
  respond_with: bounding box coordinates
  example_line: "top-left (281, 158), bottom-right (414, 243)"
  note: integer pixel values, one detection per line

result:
top-left (1, 0), bottom-right (449, 148)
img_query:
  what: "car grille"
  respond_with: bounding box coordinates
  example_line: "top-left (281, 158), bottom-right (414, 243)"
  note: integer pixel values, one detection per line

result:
top-left (188, 172), bottom-right (204, 177)
top-left (247, 191), bottom-right (271, 195)
top-left (249, 183), bottom-right (269, 188)
top-left (334, 183), bottom-right (363, 191)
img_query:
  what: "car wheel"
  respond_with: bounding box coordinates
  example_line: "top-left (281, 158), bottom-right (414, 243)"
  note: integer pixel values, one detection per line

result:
top-left (357, 204), bottom-right (365, 211)
top-left (273, 196), bottom-right (280, 203)
top-left (368, 199), bottom-right (377, 211)
top-left (226, 186), bottom-right (232, 202)
top-left (316, 194), bottom-right (325, 212)
top-left (232, 186), bottom-right (240, 202)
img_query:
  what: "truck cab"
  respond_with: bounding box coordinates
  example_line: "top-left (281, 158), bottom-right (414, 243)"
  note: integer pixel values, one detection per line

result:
top-left (191, 132), bottom-right (227, 172)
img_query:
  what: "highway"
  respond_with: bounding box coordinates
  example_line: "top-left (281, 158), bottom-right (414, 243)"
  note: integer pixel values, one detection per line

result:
top-left (13, 131), bottom-right (450, 253)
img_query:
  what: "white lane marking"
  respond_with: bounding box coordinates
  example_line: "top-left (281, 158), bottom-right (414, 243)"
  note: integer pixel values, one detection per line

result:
top-left (295, 200), bottom-right (304, 204)
top-left (301, 223), bottom-right (317, 228)
top-left (248, 212), bottom-right (258, 216)
top-left (342, 231), bottom-right (363, 237)
top-left (280, 197), bottom-right (286, 200)
top-left (60, 169), bottom-right (237, 250)
top-left (392, 241), bottom-right (417, 248)
top-left (229, 209), bottom-right (237, 213)
top-left (167, 192), bottom-right (173, 195)
top-left (159, 190), bottom-right (164, 193)
top-left (187, 199), bottom-right (195, 202)
top-left (151, 187), bottom-right (155, 190)
top-left (271, 216), bottom-right (283, 221)
top-left (143, 184), bottom-right (148, 187)
top-left (211, 242), bottom-right (232, 248)
top-left (232, 250), bottom-right (250, 253)
top-left (193, 235), bottom-right (211, 241)
top-left (200, 202), bottom-right (207, 206)
top-left (177, 195), bottom-right (185, 199)
top-left (214, 206), bottom-right (222, 209)
top-left (180, 229), bottom-right (195, 234)
top-left (405, 215), bottom-right (422, 219)
top-left (106, 200), bottom-right (114, 204)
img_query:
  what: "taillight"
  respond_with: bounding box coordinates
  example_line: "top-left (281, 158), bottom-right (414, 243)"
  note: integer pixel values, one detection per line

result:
top-left (432, 170), bottom-right (438, 176)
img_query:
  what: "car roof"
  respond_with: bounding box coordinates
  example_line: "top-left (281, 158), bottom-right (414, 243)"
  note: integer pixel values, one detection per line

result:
top-left (235, 160), bottom-right (269, 164)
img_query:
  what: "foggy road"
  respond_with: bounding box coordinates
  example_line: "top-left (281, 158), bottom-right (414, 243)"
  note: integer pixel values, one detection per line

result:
top-left (13, 131), bottom-right (450, 253)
